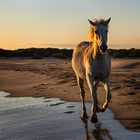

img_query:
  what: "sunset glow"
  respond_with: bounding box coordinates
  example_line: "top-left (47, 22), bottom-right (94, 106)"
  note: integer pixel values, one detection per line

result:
top-left (0, 0), bottom-right (140, 50)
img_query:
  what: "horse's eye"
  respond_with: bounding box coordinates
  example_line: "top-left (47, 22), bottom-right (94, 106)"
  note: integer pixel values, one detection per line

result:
top-left (95, 30), bottom-right (99, 34)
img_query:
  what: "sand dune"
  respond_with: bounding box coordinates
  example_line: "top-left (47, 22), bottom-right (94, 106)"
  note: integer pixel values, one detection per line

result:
top-left (112, 59), bottom-right (140, 69)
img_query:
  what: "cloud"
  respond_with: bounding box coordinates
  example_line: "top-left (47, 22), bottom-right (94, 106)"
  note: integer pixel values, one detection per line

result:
top-left (28, 43), bottom-right (76, 49)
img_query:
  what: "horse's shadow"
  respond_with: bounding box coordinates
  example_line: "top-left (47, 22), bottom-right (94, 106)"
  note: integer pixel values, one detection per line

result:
top-left (81, 119), bottom-right (113, 140)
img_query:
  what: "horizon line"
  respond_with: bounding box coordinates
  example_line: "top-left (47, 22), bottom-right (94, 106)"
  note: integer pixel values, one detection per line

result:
top-left (1, 43), bottom-right (140, 51)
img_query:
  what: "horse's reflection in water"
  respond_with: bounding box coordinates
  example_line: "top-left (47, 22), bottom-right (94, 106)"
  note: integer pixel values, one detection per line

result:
top-left (81, 119), bottom-right (113, 140)
top-left (82, 119), bottom-right (90, 140)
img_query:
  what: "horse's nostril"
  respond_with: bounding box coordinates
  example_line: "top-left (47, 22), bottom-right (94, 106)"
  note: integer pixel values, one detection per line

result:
top-left (101, 45), bottom-right (107, 52)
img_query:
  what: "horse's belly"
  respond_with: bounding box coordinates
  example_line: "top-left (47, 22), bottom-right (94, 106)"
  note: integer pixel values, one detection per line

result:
top-left (72, 58), bottom-right (85, 79)
top-left (72, 53), bottom-right (86, 79)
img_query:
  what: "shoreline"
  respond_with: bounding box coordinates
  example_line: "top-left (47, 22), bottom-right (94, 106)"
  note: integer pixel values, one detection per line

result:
top-left (0, 58), bottom-right (140, 132)
top-left (1, 91), bottom-right (140, 140)
top-left (1, 86), bottom-right (140, 133)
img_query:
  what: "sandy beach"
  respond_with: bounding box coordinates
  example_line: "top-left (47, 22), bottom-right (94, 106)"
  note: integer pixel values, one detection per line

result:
top-left (0, 58), bottom-right (140, 132)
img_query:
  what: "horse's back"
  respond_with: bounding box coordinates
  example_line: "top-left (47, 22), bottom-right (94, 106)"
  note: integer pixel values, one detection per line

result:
top-left (76, 41), bottom-right (92, 49)
top-left (72, 41), bottom-right (92, 79)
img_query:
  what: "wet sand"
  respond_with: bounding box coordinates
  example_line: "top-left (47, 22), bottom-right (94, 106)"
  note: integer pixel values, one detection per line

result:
top-left (0, 91), bottom-right (140, 140)
top-left (0, 58), bottom-right (140, 132)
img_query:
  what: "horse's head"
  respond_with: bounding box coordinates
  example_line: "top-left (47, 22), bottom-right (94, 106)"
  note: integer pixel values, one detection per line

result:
top-left (88, 18), bottom-right (111, 53)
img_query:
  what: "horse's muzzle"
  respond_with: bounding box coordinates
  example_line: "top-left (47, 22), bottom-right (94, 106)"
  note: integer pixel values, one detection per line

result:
top-left (100, 44), bottom-right (108, 53)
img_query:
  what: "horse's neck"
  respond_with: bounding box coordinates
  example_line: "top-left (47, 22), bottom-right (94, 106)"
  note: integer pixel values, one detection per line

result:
top-left (85, 41), bottom-right (103, 60)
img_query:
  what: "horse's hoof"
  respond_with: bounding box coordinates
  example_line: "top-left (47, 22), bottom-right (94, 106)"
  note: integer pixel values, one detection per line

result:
top-left (90, 115), bottom-right (98, 123)
top-left (99, 105), bottom-right (106, 112)
top-left (81, 112), bottom-right (88, 120)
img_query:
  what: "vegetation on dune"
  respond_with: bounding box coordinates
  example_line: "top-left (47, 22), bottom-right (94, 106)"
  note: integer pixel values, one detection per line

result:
top-left (108, 48), bottom-right (140, 58)
top-left (0, 47), bottom-right (140, 59)
top-left (0, 48), bottom-right (73, 59)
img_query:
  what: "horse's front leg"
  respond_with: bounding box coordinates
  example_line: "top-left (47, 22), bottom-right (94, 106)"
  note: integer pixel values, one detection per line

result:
top-left (100, 79), bottom-right (112, 112)
top-left (86, 74), bottom-right (98, 123)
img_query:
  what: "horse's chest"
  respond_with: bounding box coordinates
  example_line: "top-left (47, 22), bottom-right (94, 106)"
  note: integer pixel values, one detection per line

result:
top-left (90, 61), bottom-right (108, 80)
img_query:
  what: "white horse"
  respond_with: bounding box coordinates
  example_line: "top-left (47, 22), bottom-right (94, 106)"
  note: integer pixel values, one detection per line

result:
top-left (72, 18), bottom-right (111, 123)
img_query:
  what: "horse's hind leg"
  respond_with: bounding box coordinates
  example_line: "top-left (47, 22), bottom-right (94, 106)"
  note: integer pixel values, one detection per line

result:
top-left (77, 76), bottom-right (88, 120)
top-left (100, 79), bottom-right (112, 112)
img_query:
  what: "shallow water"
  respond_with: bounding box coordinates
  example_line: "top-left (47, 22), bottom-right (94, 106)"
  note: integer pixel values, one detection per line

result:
top-left (0, 91), bottom-right (140, 140)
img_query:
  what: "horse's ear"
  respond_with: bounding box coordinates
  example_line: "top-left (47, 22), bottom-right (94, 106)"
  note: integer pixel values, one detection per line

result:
top-left (104, 17), bottom-right (111, 25)
top-left (88, 19), bottom-right (96, 26)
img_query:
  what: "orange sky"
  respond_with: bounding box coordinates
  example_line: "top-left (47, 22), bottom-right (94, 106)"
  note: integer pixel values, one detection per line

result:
top-left (0, 0), bottom-right (140, 50)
